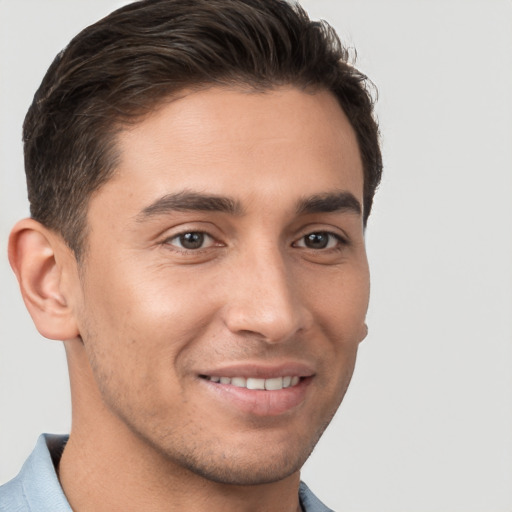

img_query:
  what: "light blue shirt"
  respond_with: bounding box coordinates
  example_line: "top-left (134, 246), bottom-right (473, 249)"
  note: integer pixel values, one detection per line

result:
top-left (0, 434), bottom-right (334, 511)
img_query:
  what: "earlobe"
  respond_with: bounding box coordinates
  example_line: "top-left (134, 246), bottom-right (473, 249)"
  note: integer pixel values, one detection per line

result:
top-left (8, 218), bottom-right (80, 341)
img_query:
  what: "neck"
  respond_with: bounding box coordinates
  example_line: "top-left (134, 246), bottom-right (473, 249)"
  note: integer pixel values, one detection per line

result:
top-left (59, 427), bottom-right (303, 512)
top-left (60, 339), bottom-right (302, 512)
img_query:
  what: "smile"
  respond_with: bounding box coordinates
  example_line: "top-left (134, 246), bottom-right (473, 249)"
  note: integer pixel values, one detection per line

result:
top-left (200, 375), bottom-right (301, 390)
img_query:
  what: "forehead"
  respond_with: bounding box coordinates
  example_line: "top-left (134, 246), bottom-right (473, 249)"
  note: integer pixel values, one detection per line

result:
top-left (92, 86), bottom-right (363, 218)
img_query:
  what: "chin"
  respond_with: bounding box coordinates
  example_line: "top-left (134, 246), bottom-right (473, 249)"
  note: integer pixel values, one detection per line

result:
top-left (175, 449), bottom-right (306, 486)
top-left (156, 420), bottom-right (329, 487)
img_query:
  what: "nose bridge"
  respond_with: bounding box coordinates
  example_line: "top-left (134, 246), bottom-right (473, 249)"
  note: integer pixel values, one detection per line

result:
top-left (223, 241), bottom-right (309, 343)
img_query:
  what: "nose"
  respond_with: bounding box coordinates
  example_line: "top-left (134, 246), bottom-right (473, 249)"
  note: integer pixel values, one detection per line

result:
top-left (221, 246), bottom-right (312, 343)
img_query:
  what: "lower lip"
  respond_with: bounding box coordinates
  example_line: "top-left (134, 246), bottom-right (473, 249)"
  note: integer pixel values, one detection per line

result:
top-left (199, 377), bottom-right (312, 416)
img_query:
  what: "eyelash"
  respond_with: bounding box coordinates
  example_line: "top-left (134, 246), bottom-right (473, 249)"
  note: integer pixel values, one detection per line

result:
top-left (163, 231), bottom-right (220, 252)
top-left (163, 230), bottom-right (348, 253)
top-left (292, 231), bottom-right (347, 251)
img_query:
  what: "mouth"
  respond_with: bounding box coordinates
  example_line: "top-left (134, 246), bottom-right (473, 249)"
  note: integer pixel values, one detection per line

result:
top-left (199, 375), bottom-right (301, 390)
top-left (196, 364), bottom-right (314, 416)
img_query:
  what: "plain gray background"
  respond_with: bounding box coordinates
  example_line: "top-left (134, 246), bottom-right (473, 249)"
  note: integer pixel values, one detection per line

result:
top-left (1, 1), bottom-right (511, 511)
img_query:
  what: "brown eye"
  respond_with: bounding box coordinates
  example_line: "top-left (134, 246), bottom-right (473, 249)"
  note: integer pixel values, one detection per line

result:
top-left (180, 232), bottom-right (204, 249)
top-left (167, 232), bottom-right (214, 250)
top-left (295, 232), bottom-right (342, 250)
top-left (305, 232), bottom-right (329, 249)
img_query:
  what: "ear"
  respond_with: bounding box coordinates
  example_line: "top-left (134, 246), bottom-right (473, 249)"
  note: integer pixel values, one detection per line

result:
top-left (8, 218), bottom-right (80, 341)
top-left (359, 323), bottom-right (369, 344)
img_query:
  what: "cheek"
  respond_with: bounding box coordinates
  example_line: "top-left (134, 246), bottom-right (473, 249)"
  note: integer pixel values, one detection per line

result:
top-left (82, 265), bottom-right (236, 398)
top-left (75, 272), bottom-right (212, 423)
top-left (301, 261), bottom-right (370, 330)
top-left (77, 261), bottom-right (216, 381)
top-left (301, 261), bottom-right (369, 402)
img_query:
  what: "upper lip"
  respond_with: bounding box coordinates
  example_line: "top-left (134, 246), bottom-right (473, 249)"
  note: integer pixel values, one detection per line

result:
top-left (197, 361), bottom-right (316, 379)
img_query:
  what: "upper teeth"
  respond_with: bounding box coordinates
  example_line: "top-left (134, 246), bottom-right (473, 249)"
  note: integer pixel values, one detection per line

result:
top-left (205, 376), bottom-right (300, 390)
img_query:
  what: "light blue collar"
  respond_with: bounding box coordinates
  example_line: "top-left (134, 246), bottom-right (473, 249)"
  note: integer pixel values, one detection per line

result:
top-left (0, 434), bottom-right (72, 511)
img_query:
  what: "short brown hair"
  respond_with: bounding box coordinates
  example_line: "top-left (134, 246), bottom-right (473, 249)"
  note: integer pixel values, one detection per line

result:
top-left (23, 0), bottom-right (382, 258)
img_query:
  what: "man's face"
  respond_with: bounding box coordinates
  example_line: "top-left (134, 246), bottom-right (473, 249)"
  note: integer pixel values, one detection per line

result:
top-left (71, 86), bottom-right (369, 485)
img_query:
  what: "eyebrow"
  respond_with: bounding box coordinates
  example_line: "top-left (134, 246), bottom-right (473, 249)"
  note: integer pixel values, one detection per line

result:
top-left (136, 191), bottom-right (243, 221)
top-left (136, 189), bottom-right (362, 222)
top-left (295, 191), bottom-right (362, 216)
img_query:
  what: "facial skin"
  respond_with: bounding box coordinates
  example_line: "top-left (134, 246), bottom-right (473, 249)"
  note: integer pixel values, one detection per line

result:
top-left (11, 86), bottom-right (369, 511)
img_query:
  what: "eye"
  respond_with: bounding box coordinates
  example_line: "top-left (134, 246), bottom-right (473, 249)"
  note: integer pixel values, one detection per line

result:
top-left (294, 231), bottom-right (344, 250)
top-left (166, 231), bottom-right (216, 250)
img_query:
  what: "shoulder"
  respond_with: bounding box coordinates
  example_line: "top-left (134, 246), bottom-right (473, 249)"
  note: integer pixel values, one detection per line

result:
top-left (0, 475), bottom-right (29, 512)
top-left (0, 434), bottom-right (71, 512)
top-left (299, 481), bottom-right (336, 512)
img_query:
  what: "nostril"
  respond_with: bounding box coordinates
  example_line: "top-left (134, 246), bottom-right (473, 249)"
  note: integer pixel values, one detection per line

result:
top-left (222, 302), bottom-right (308, 345)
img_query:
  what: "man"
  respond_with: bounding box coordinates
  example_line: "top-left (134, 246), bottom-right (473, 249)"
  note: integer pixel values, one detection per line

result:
top-left (1, 0), bottom-right (382, 510)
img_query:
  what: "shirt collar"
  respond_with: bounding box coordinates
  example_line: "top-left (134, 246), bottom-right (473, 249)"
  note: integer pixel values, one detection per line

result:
top-left (15, 434), bottom-right (72, 511)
